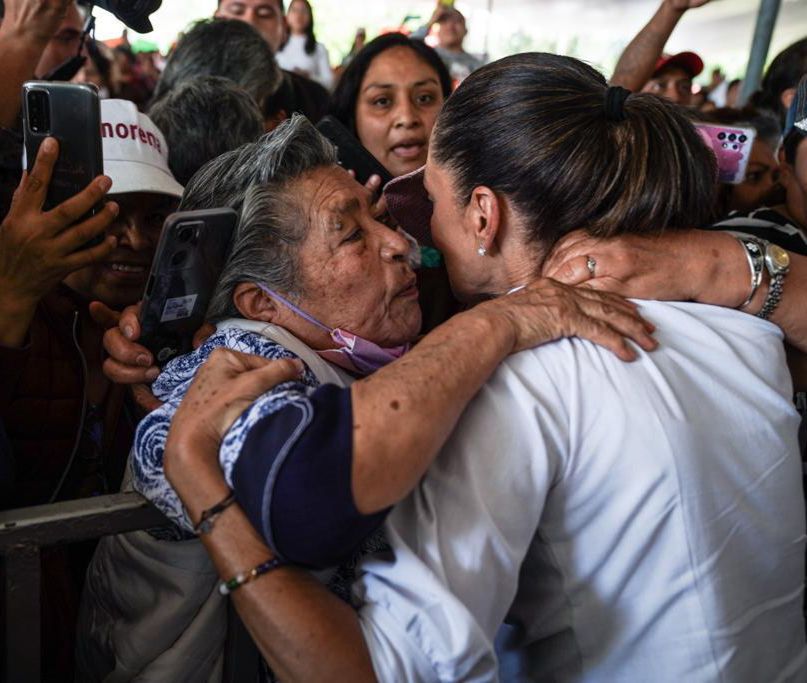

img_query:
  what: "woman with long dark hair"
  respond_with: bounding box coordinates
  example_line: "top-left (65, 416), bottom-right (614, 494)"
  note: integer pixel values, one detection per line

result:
top-left (276, 0), bottom-right (334, 90)
top-left (329, 32), bottom-right (451, 178)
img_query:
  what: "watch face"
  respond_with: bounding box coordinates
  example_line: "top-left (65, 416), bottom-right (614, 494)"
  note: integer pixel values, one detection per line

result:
top-left (768, 244), bottom-right (790, 270)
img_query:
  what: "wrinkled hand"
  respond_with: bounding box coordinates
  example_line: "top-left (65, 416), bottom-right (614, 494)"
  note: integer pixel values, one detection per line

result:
top-left (164, 349), bottom-right (305, 488)
top-left (476, 277), bottom-right (658, 361)
top-left (542, 229), bottom-right (743, 308)
top-left (0, 0), bottom-right (74, 43)
top-left (0, 138), bottom-right (118, 308)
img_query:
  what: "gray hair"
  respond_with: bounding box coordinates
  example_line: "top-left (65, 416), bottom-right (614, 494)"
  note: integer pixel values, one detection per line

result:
top-left (180, 114), bottom-right (337, 321)
top-left (151, 18), bottom-right (282, 111)
top-left (148, 76), bottom-right (264, 185)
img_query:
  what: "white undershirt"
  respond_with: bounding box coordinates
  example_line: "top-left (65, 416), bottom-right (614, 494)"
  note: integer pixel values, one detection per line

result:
top-left (355, 300), bottom-right (807, 682)
top-left (276, 34), bottom-right (334, 90)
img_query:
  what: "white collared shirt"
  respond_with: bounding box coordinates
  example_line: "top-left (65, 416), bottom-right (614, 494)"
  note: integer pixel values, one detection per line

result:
top-left (355, 301), bottom-right (807, 682)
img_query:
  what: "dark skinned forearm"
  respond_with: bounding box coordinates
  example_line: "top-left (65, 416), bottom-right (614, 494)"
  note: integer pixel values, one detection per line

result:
top-left (170, 446), bottom-right (376, 683)
top-left (611, 1), bottom-right (684, 91)
top-left (0, 27), bottom-right (49, 128)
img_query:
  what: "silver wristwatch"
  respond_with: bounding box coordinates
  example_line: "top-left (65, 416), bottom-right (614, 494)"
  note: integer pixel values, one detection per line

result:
top-left (757, 242), bottom-right (790, 320)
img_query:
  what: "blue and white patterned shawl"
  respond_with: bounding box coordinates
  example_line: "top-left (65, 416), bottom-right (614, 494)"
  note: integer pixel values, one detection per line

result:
top-left (133, 325), bottom-right (321, 532)
top-left (131, 323), bottom-right (389, 602)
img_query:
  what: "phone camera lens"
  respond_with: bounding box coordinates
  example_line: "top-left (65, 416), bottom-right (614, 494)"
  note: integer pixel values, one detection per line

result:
top-left (739, 135), bottom-right (747, 143)
top-left (728, 133), bottom-right (737, 141)
top-left (26, 90), bottom-right (50, 134)
top-left (717, 132), bottom-right (726, 140)
top-left (170, 251), bottom-right (188, 267)
top-left (177, 226), bottom-right (195, 243)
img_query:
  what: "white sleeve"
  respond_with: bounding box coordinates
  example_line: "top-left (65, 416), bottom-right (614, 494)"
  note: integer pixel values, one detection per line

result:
top-left (315, 43), bottom-right (334, 90)
top-left (354, 356), bottom-right (566, 681)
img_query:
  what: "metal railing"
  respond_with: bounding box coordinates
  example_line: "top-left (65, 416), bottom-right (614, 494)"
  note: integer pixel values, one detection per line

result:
top-left (0, 492), bottom-right (259, 682)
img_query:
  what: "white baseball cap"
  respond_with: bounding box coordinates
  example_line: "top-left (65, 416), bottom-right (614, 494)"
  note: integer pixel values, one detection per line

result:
top-left (101, 99), bottom-right (184, 199)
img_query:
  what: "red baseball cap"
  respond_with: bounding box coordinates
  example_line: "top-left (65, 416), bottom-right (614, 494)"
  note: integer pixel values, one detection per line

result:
top-left (652, 52), bottom-right (704, 79)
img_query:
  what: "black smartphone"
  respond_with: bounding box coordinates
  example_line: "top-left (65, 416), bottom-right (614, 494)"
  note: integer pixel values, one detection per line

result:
top-left (22, 81), bottom-right (103, 213)
top-left (317, 115), bottom-right (393, 189)
top-left (139, 208), bottom-right (239, 365)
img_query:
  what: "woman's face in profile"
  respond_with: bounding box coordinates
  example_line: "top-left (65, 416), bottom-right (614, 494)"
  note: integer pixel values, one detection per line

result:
top-left (355, 46), bottom-right (445, 178)
top-left (289, 166), bottom-right (422, 347)
top-left (423, 157), bottom-right (494, 303)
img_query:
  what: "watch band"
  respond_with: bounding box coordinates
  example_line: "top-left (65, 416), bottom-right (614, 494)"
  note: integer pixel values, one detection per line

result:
top-left (734, 236), bottom-right (765, 309)
top-left (757, 272), bottom-right (786, 320)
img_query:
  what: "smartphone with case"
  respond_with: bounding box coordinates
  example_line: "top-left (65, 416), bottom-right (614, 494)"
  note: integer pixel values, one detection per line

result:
top-left (139, 208), bottom-right (238, 366)
top-left (694, 123), bottom-right (757, 185)
top-left (317, 115), bottom-right (393, 190)
top-left (22, 82), bottom-right (103, 233)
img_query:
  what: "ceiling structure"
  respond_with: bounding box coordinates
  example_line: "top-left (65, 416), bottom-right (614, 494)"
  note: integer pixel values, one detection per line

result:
top-left (93, 0), bottom-right (807, 81)
top-left (456, 0), bottom-right (807, 77)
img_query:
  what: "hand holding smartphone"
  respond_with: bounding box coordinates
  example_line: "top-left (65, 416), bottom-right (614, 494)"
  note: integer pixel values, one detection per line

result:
top-left (22, 81), bottom-right (104, 217)
top-left (317, 116), bottom-right (393, 190)
top-left (0, 137), bottom-right (117, 347)
top-left (694, 123), bottom-right (757, 185)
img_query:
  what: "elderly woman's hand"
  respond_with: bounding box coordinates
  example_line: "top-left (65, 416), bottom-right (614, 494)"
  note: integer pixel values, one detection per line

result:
top-left (164, 349), bottom-right (305, 493)
top-left (476, 278), bottom-right (658, 361)
top-left (542, 229), bottom-right (749, 309)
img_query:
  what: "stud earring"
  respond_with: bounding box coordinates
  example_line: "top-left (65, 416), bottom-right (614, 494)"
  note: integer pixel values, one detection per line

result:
top-left (477, 245), bottom-right (487, 257)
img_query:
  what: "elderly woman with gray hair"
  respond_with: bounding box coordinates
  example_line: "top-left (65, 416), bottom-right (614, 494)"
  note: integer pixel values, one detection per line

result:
top-left (77, 112), bottom-right (653, 680)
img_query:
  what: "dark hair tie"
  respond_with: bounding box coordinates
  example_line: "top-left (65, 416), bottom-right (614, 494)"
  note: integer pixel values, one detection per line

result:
top-left (604, 86), bottom-right (631, 122)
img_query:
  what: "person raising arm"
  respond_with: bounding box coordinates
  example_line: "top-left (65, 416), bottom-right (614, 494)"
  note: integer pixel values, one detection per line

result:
top-left (611, 0), bottom-right (710, 100)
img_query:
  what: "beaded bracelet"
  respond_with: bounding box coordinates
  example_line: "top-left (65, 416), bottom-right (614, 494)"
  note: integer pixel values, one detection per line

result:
top-left (219, 557), bottom-right (288, 596)
top-left (193, 491), bottom-right (236, 535)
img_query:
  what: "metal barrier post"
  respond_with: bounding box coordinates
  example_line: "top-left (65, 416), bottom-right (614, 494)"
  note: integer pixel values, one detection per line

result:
top-left (1, 493), bottom-right (262, 682)
top-left (0, 493), bottom-right (167, 682)
top-left (3, 546), bottom-right (40, 683)
top-left (738, 0), bottom-right (783, 106)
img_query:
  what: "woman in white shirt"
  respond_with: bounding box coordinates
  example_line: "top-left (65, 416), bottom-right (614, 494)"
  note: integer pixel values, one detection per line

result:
top-left (276, 0), bottom-right (334, 90)
top-left (159, 53), bottom-right (807, 681)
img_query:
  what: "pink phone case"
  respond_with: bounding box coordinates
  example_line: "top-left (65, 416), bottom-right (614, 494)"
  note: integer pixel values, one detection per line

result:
top-left (694, 123), bottom-right (757, 185)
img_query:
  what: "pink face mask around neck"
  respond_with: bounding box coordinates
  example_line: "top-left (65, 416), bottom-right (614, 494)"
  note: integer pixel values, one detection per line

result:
top-left (256, 284), bottom-right (410, 376)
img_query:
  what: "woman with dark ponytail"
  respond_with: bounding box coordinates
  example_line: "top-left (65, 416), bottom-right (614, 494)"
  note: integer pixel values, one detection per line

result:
top-left (277, 0), bottom-right (334, 90)
top-left (160, 53), bottom-right (807, 683)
